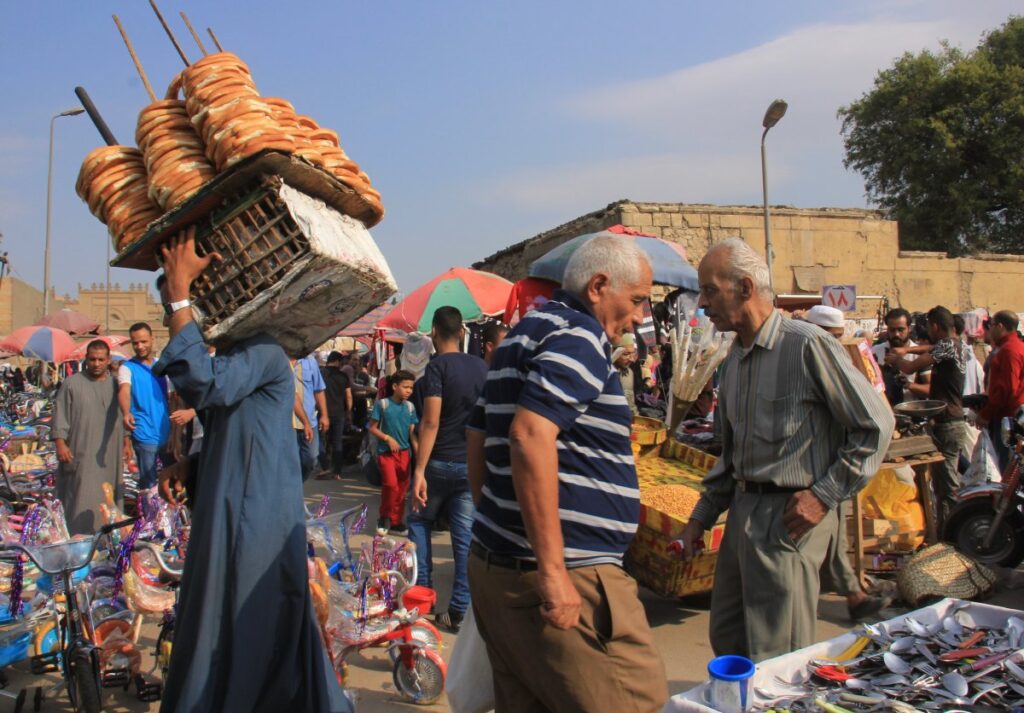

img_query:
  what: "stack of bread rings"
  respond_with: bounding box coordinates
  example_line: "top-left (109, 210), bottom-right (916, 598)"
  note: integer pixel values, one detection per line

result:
top-left (76, 146), bottom-right (163, 251)
top-left (182, 52), bottom-right (294, 171)
top-left (136, 75), bottom-right (217, 210)
top-left (77, 49), bottom-right (385, 254)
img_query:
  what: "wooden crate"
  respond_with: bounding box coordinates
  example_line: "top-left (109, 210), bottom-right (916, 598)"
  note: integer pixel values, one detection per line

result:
top-left (111, 152), bottom-right (396, 357)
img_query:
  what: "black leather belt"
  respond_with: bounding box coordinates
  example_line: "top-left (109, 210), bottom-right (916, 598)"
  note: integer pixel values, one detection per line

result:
top-left (470, 541), bottom-right (538, 571)
top-left (737, 480), bottom-right (806, 495)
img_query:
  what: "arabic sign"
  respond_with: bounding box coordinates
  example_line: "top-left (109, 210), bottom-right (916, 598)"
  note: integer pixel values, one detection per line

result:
top-left (822, 284), bottom-right (856, 312)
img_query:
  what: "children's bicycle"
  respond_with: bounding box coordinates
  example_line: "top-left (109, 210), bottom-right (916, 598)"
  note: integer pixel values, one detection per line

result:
top-left (328, 569), bottom-right (446, 705)
top-left (0, 517), bottom-right (134, 713)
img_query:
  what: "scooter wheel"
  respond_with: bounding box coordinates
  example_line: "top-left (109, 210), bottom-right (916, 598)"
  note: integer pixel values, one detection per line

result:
top-left (392, 647), bottom-right (447, 704)
top-left (33, 686), bottom-right (42, 712)
top-left (953, 509), bottom-right (1024, 567)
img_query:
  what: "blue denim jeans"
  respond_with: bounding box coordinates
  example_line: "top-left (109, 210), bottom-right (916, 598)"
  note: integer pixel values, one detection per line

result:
top-left (295, 428), bottom-right (320, 482)
top-left (407, 460), bottom-right (474, 615)
top-left (133, 441), bottom-right (161, 490)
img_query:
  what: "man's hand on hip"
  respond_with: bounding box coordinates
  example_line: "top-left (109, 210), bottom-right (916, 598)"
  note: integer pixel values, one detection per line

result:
top-left (783, 489), bottom-right (828, 542)
top-left (538, 566), bottom-right (582, 630)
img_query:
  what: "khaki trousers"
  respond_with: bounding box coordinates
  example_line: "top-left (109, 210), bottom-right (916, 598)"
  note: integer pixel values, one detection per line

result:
top-left (709, 490), bottom-right (835, 662)
top-left (468, 554), bottom-right (667, 713)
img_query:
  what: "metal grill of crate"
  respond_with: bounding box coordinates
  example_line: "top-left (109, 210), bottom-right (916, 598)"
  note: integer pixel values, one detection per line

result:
top-left (186, 177), bottom-right (309, 328)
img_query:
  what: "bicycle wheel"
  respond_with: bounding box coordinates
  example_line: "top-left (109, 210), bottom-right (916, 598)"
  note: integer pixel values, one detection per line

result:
top-left (388, 619), bottom-right (443, 663)
top-left (70, 656), bottom-right (103, 713)
top-left (392, 647), bottom-right (446, 704)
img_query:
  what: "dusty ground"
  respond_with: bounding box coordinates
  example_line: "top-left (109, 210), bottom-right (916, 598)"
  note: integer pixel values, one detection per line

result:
top-left (3, 466), bottom-right (1021, 712)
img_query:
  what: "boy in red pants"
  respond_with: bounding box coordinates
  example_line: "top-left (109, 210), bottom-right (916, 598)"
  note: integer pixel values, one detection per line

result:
top-left (368, 370), bottom-right (418, 534)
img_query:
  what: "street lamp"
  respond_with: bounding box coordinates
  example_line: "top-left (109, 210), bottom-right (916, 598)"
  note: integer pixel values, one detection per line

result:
top-left (760, 98), bottom-right (787, 295)
top-left (43, 107), bottom-right (85, 316)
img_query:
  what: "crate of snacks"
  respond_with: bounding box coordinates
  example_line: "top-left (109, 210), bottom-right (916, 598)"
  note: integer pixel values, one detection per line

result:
top-left (625, 484), bottom-right (725, 597)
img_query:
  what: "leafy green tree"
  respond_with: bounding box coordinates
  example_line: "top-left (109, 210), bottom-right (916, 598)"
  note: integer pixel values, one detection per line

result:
top-left (839, 17), bottom-right (1024, 255)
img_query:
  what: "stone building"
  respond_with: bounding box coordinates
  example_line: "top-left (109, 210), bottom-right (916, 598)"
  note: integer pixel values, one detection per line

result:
top-left (0, 278), bottom-right (168, 350)
top-left (473, 200), bottom-right (1024, 317)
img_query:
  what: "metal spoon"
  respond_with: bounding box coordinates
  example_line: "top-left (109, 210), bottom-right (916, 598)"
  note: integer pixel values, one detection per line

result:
top-left (941, 670), bottom-right (968, 697)
top-left (884, 651), bottom-right (913, 674)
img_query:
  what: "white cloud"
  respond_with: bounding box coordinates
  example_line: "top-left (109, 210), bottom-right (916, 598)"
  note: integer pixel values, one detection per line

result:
top-left (479, 3), bottom-right (1020, 213)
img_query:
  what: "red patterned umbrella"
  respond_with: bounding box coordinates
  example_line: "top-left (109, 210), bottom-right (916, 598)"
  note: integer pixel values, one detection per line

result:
top-left (69, 335), bottom-right (131, 360)
top-left (36, 308), bottom-right (101, 336)
top-left (0, 325), bottom-right (77, 363)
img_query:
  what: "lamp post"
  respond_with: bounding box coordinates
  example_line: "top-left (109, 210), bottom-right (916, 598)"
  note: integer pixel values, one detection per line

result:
top-left (43, 107), bottom-right (85, 316)
top-left (760, 98), bottom-right (787, 295)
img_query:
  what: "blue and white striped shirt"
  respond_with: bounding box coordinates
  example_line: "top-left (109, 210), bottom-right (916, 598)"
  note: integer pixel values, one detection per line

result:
top-left (467, 290), bottom-right (639, 567)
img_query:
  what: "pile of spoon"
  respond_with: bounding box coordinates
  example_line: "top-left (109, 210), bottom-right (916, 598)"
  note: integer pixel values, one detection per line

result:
top-left (752, 602), bottom-right (1024, 711)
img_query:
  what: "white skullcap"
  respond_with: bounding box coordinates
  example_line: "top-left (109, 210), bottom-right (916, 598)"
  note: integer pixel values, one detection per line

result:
top-left (806, 305), bottom-right (845, 329)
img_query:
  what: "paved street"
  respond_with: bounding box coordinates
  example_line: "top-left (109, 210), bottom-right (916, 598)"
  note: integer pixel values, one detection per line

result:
top-left (3, 464), bottom-right (1020, 712)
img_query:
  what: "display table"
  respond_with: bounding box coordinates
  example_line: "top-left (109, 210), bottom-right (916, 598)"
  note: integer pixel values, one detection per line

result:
top-left (663, 598), bottom-right (1024, 712)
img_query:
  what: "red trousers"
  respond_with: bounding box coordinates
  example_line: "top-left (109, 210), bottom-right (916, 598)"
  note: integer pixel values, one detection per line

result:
top-left (377, 449), bottom-right (411, 525)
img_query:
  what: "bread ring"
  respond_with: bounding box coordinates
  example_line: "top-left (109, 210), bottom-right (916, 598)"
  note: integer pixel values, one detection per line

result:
top-left (76, 147), bottom-right (144, 198)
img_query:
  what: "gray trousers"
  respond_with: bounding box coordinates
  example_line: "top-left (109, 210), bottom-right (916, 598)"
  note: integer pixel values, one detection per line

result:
top-left (820, 499), bottom-right (861, 597)
top-left (710, 490), bottom-right (835, 662)
top-left (931, 419), bottom-right (968, 522)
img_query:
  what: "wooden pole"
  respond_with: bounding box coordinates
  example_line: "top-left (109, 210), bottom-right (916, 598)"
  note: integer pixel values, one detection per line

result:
top-left (112, 15), bottom-right (157, 102)
top-left (207, 27), bottom-right (225, 52)
top-left (148, 0), bottom-right (190, 66)
top-left (180, 11), bottom-right (209, 55)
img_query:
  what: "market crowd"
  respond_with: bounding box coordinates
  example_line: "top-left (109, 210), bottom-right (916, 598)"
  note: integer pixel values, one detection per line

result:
top-left (38, 230), bottom-right (1024, 713)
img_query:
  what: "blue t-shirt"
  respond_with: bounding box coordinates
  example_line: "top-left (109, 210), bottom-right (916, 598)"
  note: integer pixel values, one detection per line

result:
top-left (123, 358), bottom-right (170, 446)
top-left (417, 352), bottom-right (488, 463)
top-left (293, 356), bottom-right (326, 423)
top-left (370, 397), bottom-right (419, 453)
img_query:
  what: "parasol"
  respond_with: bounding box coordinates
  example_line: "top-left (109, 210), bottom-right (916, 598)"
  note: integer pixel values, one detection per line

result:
top-left (0, 326), bottom-right (77, 363)
top-left (69, 335), bottom-right (131, 360)
top-left (377, 268), bottom-right (513, 334)
top-left (528, 225), bottom-right (699, 290)
top-left (35, 308), bottom-right (102, 336)
top-left (336, 303), bottom-right (394, 337)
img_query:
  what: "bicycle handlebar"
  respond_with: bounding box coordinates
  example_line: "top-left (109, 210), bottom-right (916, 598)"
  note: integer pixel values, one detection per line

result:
top-left (132, 540), bottom-right (184, 579)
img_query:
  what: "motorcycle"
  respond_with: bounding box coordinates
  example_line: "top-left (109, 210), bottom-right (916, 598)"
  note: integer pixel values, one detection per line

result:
top-left (944, 405), bottom-right (1024, 566)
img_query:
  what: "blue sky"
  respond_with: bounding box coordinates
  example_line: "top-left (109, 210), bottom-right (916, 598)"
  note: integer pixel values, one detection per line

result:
top-left (0, 1), bottom-right (1018, 305)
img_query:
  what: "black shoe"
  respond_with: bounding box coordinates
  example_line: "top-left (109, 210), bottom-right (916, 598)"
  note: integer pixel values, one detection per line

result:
top-left (388, 523), bottom-right (409, 536)
top-left (376, 517), bottom-right (390, 533)
top-left (435, 610), bottom-right (464, 634)
top-left (848, 594), bottom-right (892, 622)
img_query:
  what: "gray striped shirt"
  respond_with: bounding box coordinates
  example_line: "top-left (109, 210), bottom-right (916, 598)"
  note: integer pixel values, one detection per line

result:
top-left (690, 310), bottom-right (895, 528)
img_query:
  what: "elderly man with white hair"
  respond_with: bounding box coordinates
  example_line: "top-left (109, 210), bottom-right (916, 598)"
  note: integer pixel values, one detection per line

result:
top-left (465, 235), bottom-right (667, 713)
top-left (678, 238), bottom-right (894, 661)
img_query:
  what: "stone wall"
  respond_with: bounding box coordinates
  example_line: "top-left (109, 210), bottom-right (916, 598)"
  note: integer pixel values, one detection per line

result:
top-left (474, 200), bottom-right (1024, 316)
top-left (0, 278), bottom-right (168, 350)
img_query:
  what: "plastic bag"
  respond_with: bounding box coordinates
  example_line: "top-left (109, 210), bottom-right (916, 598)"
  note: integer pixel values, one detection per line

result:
top-left (446, 608), bottom-right (494, 713)
top-left (962, 428), bottom-right (1001, 486)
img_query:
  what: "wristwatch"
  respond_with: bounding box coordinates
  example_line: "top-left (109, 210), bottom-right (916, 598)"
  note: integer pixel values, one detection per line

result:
top-left (163, 299), bottom-right (192, 316)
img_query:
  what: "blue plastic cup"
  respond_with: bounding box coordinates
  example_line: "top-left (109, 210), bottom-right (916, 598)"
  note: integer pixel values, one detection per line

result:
top-left (704, 655), bottom-right (755, 712)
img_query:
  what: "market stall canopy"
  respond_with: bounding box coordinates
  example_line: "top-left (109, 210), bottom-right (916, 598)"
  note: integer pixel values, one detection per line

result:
top-left (69, 335), bottom-right (131, 360)
top-left (0, 325), bottom-right (77, 363)
top-left (378, 268), bottom-right (513, 334)
top-left (35, 308), bottom-right (102, 336)
top-left (528, 225), bottom-right (699, 291)
top-left (336, 303), bottom-right (394, 337)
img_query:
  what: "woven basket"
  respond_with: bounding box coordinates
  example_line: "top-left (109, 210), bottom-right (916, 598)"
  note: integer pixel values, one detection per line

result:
top-left (897, 543), bottom-right (997, 606)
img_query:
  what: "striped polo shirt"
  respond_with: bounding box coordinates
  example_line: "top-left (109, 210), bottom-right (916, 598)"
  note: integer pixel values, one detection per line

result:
top-left (467, 290), bottom-right (639, 567)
